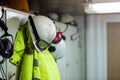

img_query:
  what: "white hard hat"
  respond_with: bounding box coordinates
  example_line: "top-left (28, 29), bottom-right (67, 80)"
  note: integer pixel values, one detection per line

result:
top-left (61, 13), bottom-right (74, 23)
top-left (50, 39), bottom-right (66, 61)
top-left (28, 15), bottom-right (56, 52)
top-left (48, 13), bottom-right (59, 21)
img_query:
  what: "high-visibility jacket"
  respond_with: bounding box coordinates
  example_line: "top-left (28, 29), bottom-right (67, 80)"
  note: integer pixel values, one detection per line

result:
top-left (9, 23), bottom-right (61, 80)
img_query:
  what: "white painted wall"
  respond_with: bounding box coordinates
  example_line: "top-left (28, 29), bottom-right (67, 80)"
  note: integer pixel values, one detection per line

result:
top-left (55, 15), bottom-right (85, 80)
top-left (74, 15), bottom-right (85, 80)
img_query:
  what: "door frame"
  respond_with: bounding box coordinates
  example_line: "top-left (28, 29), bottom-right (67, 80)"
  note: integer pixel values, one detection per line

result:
top-left (86, 14), bottom-right (120, 80)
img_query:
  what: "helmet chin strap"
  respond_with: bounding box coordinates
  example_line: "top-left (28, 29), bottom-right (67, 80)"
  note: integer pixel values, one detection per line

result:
top-left (28, 15), bottom-right (40, 40)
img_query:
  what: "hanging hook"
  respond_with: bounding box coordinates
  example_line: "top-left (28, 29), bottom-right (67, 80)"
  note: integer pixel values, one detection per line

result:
top-left (55, 24), bottom-right (69, 33)
top-left (0, 7), bottom-right (4, 19)
top-left (62, 24), bottom-right (68, 32)
top-left (71, 27), bottom-right (79, 41)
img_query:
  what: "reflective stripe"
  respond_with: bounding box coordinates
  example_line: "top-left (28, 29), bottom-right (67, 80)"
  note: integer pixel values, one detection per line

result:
top-left (34, 59), bottom-right (38, 66)
top-left (25, 47), bottom-right (33, 54)
top-left (32, 78), bottom-right (40, 80)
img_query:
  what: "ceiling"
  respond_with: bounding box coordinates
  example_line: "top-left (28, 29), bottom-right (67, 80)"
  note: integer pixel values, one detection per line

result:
top-left (27, 0), bottom-right (85, 15)
top-left (1, 0), bottom-right (120, 15)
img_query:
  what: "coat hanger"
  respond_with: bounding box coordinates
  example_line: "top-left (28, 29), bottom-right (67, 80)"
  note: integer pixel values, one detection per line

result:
top-left (0, 7), bottom-right (4, 19)
top-left (1, 31), bottom-right (13, 41)
top-left (0, 7), bottom-right (8, 32)
top-left (71, 27), bottom-right (79, 41)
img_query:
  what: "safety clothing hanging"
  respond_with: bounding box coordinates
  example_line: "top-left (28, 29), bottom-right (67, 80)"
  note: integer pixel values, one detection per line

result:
top-left (9, 23), bottom-right (61, 80)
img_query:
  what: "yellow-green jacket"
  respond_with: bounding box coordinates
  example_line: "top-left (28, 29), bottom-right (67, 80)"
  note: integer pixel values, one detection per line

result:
top-left (9, 23), bottom-right (61, 80)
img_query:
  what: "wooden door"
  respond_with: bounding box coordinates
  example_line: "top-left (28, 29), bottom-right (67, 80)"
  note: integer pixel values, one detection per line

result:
top-left (107, 22), bottom-right (120, 80)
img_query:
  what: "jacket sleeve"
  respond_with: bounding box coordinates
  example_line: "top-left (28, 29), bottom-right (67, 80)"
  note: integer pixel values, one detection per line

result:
top-left (9, 25), bottom-right (26, 66)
